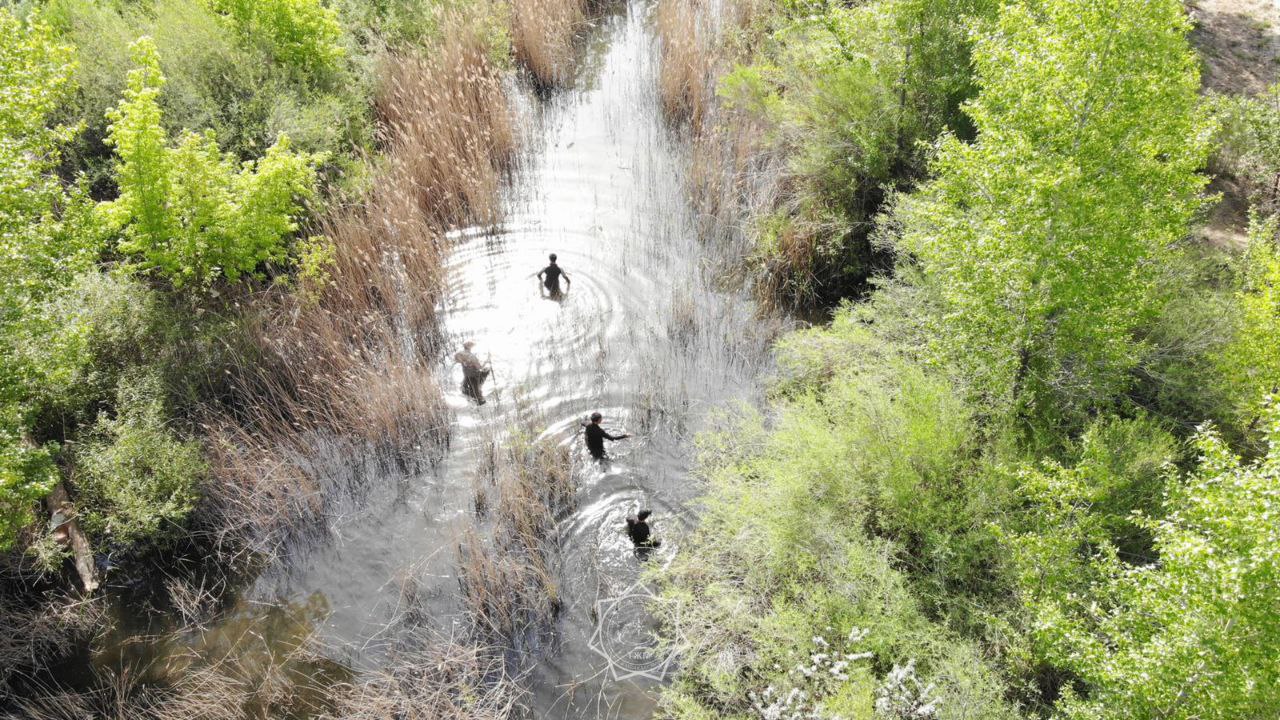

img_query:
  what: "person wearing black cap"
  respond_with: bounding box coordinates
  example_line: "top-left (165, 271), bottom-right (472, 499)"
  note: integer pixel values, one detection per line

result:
top-left (625, 509), bottom-right (659, 548)
top-left (581, 412), bottom-right (628, 460)
top-left (537, 253), bottom-right (571, 298)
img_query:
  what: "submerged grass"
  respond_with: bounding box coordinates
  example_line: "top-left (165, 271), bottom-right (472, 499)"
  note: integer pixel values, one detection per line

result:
top-left (7, 590), bottom-right (524, 720)
top-left (457, 419), bottom-right (574, 655)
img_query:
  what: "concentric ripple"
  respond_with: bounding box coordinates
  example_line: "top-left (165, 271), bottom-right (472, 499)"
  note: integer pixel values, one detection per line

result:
top-left (245, 1), bottom-right (786, 716)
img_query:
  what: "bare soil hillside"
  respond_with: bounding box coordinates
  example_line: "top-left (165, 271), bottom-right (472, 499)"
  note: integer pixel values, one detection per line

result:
top-left (1190, 0), bottom-right (1280, 95)
top-left (1189, 0), bottom-right (1280, 246)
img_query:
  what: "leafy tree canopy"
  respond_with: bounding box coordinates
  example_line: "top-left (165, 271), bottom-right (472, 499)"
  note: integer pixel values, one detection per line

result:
top-left (1011, 400), bottom-right (1280, 719)
top-left (896, 0), bottom-right (1213, 431)
top-left (99, 37), bottom-right (321, 288)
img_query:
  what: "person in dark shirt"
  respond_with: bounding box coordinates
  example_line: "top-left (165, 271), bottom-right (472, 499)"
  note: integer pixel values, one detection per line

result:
top-left (582, 412), bottom-right (628, 459)
top-left (537, 253), bottom-right (571, 298)
top-left (625, 509), bottom-right (659, 548)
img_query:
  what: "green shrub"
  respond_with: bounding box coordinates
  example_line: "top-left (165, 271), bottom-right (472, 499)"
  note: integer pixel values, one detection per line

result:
top-left (0, 415), bottom-right (59, 552)
top-left (99, 37), bottom-right (321, 287)
top-left (74, 374), bottom-right (203, 547)
top-left (206, 0), bottom-right (345, 77)
top-left (1212, 83), bottom-right (1280, 214)
top-left (43, 0), bottom-right (371, 190)
top-left (656, 327), bottom-right (1018, 719)
top-left (17, 271), bottom-right (160, 425)
top-left (1010, 402), bottom-right (1280, 720)
top-left (1216, 212), bottom-right (1280, 430)
top-left (0, 8), bottom-right (86, 550)
top-left (719, 0), bottom-right (994, 305)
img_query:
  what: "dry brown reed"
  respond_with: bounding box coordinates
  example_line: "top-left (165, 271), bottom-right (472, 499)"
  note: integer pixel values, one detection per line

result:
top-left (657, 0), bottom-right (817, 306)
top-left (200, 18), bottom-right (518, 564)
top-left (510, 0), bottom-right (588, 87)
top-left (457, 430), bottom-right (573, 649)
top-left (0, 589), bottom-right (103, 696)
top-left (375, 24), bottom-right (516, 228)
top-left (656, 0), bottom-right (768, 130)
top-left (7, 571), bottom-right (522, 720)
top-left (326, 630), bottom-right (525, 720)
top-left (657, 0), bottom-right (717, 130)
top-left (8, 619), bottom-right (337, 720)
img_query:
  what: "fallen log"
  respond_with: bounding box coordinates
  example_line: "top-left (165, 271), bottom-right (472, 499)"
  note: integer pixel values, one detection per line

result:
top-left (45, 482), bottom-right (98, 594)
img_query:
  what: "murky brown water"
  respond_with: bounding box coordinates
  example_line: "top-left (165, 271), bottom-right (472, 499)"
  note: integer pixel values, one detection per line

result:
top-left (78, 2), bottom-right (783, 717)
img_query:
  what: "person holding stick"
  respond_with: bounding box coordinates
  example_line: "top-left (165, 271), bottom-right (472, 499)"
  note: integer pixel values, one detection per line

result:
top-left (454, 340), bottom-right (491, 404)
top-left (581, 412), bottom-right (628, 460)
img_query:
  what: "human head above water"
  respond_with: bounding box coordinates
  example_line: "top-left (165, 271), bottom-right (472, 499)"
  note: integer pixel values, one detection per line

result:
top-left (590, 412), bottom-right (602, 423)
top-left (463, 340), bottom-right (475, 349)
top-left (637, 509), bottom-right (651, 521)
top-left (549, 253), bottom-right (557, 263)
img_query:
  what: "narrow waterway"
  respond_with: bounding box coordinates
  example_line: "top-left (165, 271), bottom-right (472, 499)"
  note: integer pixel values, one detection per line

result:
top-left (80, 2), bottom-right (783, 717)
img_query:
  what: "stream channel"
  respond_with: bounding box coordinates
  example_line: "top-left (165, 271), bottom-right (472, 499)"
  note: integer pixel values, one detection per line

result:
top-left (86, 2), bottom-right (785, 717)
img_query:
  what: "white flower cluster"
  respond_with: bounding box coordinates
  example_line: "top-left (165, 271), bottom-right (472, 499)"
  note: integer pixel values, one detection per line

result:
top-left (747, 627), bottom-right (874, 720)
top-left (874, 659), bottom-right (940, 719)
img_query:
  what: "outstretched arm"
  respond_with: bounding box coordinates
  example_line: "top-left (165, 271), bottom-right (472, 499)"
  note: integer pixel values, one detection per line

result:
top-left (605, 430), bottom-right (630, 441)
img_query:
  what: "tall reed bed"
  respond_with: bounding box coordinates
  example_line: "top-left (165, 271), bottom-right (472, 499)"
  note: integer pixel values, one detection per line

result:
top-left (656, 0), bottom-right (800, 303)
top-left (456, 425), bottom-right (574, 653)
top-left (657, 0), bottom-right (716, 130)
top-left (510, 0), bottom-right (589, 87)
top-left (8, 577), bottom-right (524, 720)
top-left (200, 17), bottom-right (518, 564)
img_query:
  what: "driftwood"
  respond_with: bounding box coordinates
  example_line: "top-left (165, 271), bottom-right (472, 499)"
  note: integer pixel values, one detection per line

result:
top-left (45, 482), bottom-right (98, 594)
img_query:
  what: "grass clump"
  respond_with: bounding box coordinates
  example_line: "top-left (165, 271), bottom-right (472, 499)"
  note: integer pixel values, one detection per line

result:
top-left (458, 419), bottom-right (574, 653)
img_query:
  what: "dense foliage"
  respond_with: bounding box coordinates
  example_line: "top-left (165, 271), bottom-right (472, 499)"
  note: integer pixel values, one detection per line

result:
top-left (896, 0), bottom-right (1211, 431)
top-left (101, 37), bottom-right (320, 287)
top-left (718, 0), bottom-right (995, 305)
top-left (657, 0), bottom-right (1280, 717)
top-left (0, 12), bottom-right (85, 549)
top-left (0, 0), bottom-right (504, 559)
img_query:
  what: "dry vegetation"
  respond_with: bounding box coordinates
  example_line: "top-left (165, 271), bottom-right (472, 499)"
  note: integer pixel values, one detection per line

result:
top-left (197, 18), bottom-right (517, 565)
top-left (326, 632), bottom-right (525, 720)
top-left (457, 426), bottom-right (574, 652)
top-left (0, 576), bottom-right (104, 699)
top-left (656, 0), bottom-right (715, 130)
top-left (511, 0), bottom-right (589, 87)
top-left (657, 0), bottom-right (831, 305)
top-left (7, 624), bottom-right (523, 720)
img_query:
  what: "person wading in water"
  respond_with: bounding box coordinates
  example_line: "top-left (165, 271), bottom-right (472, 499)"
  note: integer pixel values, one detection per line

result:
top-left (625, 509), bottom-right (659, 548)
top-left (454, 340), bottom-right (491, 404)
top-left (537, 253), bottom-right (572, 298)
top-left (581, 412), bottom-right (628, 460)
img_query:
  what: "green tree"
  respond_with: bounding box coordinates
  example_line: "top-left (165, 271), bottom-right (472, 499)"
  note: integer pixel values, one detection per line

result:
top-left (99, 37), bottom-right (321, 287)
top-left (0, 9), bottom-right (83, 550)
top-left (1011, 401), bottom-right (1280, 719)
top-left (895, 0), bottom-right (1212, 431)
top-left (721, 0), bottom-right (995, 305)
top-left (207, 0), bottom-right (344, 76)
top-left (1218, 212), bottom-right (1280, 428)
